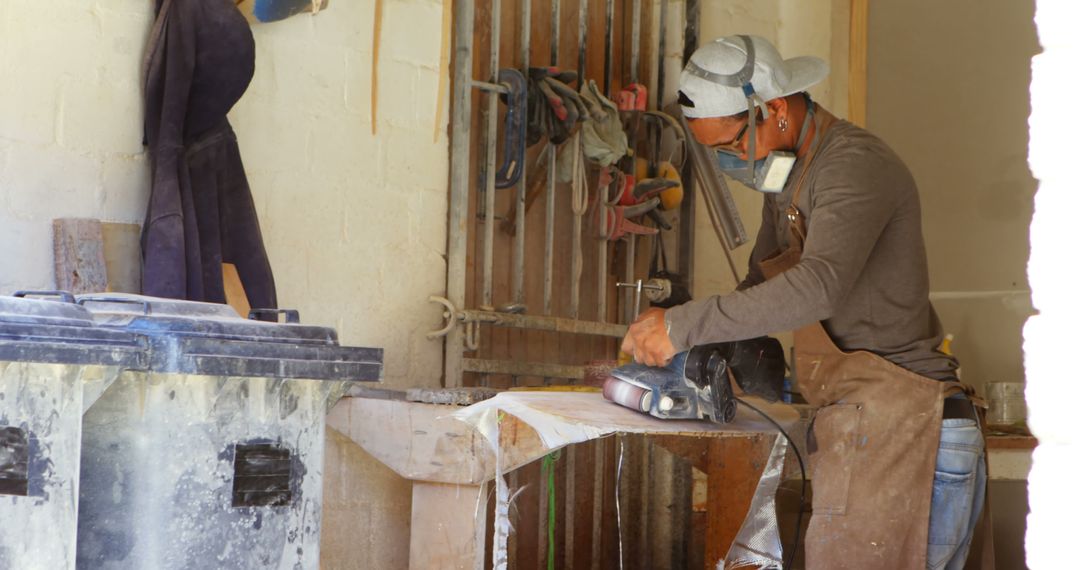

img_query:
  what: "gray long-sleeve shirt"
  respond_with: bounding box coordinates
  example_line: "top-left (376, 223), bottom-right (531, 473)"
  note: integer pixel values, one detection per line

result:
top-left (666, 109), bottom-right (959, 381)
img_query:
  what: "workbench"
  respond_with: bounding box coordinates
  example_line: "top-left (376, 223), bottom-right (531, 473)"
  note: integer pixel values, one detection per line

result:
top-left (328, 390), bottom-right (805, 569)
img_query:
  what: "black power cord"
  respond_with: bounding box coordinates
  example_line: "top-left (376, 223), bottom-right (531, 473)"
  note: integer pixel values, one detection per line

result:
top-left (734, 397), bottom-right (807, 570)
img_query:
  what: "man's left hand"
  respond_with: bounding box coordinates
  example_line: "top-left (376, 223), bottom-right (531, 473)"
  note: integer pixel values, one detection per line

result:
top-left (620, 307), bottom-right (677, 367)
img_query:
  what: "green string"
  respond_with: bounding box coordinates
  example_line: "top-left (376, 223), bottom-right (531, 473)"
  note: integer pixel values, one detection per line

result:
top-left (542, 450), bottom-right (562, 570)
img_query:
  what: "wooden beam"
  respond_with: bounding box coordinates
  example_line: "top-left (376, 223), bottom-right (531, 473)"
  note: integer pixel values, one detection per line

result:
top-left (704, 434), bottom-right (773, 569)
top-left (848, 0), bottom-right (869, 127)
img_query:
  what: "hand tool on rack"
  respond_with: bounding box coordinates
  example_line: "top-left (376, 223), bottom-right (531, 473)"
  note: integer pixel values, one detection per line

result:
top-left (494, 69), bottom-right (528, 189)
top-left (602, 337), bottom-right (786, 423)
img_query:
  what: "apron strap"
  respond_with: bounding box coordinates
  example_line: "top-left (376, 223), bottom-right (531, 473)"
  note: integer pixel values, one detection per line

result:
top-left (784, 106), bottom-right (837, 247)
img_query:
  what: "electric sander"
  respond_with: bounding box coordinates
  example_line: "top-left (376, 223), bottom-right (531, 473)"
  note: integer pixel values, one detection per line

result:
top-left (602, 337), bottom-right (786, 423)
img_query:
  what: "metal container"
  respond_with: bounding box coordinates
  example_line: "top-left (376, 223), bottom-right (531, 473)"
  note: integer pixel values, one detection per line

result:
top-left (0, 292), bottom-right (145, 570)
top-left (74, 295), bottom-right (382, 570)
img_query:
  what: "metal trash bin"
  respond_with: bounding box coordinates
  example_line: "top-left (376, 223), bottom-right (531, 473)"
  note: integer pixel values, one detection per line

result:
top-left (0, 292), bottom-right (145, 570)
top-left (74, 295), bottom-right (383, 570)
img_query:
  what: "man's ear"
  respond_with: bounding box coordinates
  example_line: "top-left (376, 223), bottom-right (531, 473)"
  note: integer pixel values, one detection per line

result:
top-left (766, 97), bottom-right (789, 122)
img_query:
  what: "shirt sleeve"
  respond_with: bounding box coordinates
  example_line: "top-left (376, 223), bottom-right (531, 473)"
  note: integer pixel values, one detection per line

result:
top-left (735, 196), bottom-right (778, 292)
top-left (665, 151), bottom-right (898, 351)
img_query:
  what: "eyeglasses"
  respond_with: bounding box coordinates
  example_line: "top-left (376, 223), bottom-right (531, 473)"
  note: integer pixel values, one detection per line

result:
top-left (707, 110), bottom-right (761, 155)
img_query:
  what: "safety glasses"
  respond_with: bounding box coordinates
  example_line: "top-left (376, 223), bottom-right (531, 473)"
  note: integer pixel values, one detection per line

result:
top-left (708, 109), bottom-right (762, 156)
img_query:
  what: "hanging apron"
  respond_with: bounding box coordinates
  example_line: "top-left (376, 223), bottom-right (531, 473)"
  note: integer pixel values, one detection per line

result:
top-left (757, 110), bottom-right (992, 570)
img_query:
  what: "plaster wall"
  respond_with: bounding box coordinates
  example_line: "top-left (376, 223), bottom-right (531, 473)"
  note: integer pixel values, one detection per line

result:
top-left (0, 1), bottom-right (450, 568)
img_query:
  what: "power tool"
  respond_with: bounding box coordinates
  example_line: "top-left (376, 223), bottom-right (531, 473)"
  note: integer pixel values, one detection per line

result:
top-left (602, 337), bottom-right (786, 423)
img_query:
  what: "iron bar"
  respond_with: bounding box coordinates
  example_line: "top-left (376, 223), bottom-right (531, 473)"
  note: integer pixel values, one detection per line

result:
top-left (455, 309), bottom-right (628, 337)
top-left (462, 358), bottom-right (586, 380)
top-left (481, 0), bottom-right (503, 310)
top-left (630, 0), bottom-right (641, 84)
top-left (512, 0), bottom-right (532, 306)
top-left (604, 0), bottom-right (614, 94)
top-left (656, 0), bottom-right (667, 109)
top-left (472, 79), bottom-right (510, 93)
top-left (445, 0), bottom-right (477, 387)
top-left (544, 0), bottom-right (561, 316)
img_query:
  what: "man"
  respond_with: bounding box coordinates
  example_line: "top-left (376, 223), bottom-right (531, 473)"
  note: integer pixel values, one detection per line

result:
top-left (621, 35), bottom-right (989, 569)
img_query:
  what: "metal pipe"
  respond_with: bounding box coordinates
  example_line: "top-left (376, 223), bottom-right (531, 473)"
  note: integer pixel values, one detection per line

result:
top-left (656, 0), bottom-right (668, 109)
top-left (445, 0), bottom-right (476, 387)
top-left (598, 218), bottom-right (608, 322)
top-left (624, 236), bottom-right (636, 323)
top-left (472, 79), bottom-right (510, 93)
top-left (544, 146), bottom-right (556, 314)
top-left (481, 0), bottom-right (503, 310)
top-left (463, 358), bottom-right (586, 380)
top-left (543, 0), bottom-right (560, 316)
top-left (577, 0), bottom-right (588, 81)
top-left (630, 0), bottom-right (641, 84)
top-left (456, 309), bottom-right (629, 337)
top-left (512, 0), bottom-right (532, 306)
top-left (603, 0), bottom-right (614, 94)
top-left (569, 134), bottom-right (585, 319)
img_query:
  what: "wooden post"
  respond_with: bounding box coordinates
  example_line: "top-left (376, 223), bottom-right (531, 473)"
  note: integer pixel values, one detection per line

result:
top-left (409, 482), bottom-right (488, 570)
top-left (704, 434), bottom-right (774, 568)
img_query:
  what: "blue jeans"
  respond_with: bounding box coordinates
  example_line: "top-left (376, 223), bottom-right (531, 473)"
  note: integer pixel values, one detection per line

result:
top-left (926, 417), bottom-right (987, 569)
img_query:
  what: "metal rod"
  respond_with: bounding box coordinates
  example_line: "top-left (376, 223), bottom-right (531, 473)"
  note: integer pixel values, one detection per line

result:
top-left (570, 135), bottom-right (585, 318)
top-left (456, 309), bottom-right (629, 337)
top-left (445, 0), bottom-right (476, 387)
top-left (463, 358), bottom-right (586, 380)
top-left (544, 145), bottom-right (557, 315)
top-left (624, 237), bottom-right (636, 323)
top-left (564, 446), bottom-right (576, 568)
top-left (481, 0), bottom-right (503, 310)
top-left (630, 0), bottom-right (641, 84)
top-left (603, 0), bottom-right (614, 94)
top-left (577, 0), bottom-right (588, 81)
top-left (472, 79), bottom-right (510, 93)
top-left (543, 0), bottom-right (560, 316)
top-left (598, 218), bottom-right (608, 322)
top-left (512, 0), bottom-right (532, 306)
top-left (656, 0), bottom-right (667, 109)
top-left (550, 0), bottom-right (561, 66)
top-left (677, 0), bottom-right (701, 294)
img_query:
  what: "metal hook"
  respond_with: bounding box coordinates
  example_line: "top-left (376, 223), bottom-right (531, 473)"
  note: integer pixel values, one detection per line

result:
top-left (464, 321), bottom-right (481, 351)
top-left (427, 295), bottom-right (459, 339)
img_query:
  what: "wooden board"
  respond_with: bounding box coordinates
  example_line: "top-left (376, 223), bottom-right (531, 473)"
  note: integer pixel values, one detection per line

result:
top-left (101, 222), bottom-right (142, 293)
top-left (53, 218), bottom-right (108, 294)
top-left (222, 263), bottom-right (252, 318)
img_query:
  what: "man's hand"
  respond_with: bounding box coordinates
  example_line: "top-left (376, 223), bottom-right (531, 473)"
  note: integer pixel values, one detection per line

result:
top-left (621, 307), bottom-right (677, 367)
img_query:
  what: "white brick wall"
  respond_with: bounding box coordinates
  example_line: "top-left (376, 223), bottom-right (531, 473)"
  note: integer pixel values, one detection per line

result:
top-left (2, 2), bottom-right (450, 566)
top-left (0, 0), bottom-right (450, 389)
top-left (0, 0), bottom-right (154, 292)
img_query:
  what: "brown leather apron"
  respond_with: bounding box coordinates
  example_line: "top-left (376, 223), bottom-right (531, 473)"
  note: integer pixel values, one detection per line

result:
top-left (757, 110), bottom-right (985, 569)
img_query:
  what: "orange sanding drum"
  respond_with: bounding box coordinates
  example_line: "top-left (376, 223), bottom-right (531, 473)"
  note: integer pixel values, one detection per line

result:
top-left (602, 376), bottom-right (653, 412)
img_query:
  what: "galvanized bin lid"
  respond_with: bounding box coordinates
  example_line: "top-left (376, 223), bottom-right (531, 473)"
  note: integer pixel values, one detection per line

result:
top-left (0, 292), bottom-right (146, 368)
top-left (76, 294), bottom-right (383, 382)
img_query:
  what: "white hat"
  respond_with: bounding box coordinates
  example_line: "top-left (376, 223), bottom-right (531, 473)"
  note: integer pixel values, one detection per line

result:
top-left (679, 35), bottom-right (829, 119)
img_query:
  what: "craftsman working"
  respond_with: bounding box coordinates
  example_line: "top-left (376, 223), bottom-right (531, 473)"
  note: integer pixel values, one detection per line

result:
top-left (620, 35), bottom-right (990, 569)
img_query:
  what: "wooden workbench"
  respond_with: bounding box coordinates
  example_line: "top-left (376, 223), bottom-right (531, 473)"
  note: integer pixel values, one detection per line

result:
top-left (328, 391), bottom-right (805, 570)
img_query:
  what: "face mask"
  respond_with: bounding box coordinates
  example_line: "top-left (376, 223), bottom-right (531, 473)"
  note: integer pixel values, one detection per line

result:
top-left (715, 150), bottom-right (797, 193)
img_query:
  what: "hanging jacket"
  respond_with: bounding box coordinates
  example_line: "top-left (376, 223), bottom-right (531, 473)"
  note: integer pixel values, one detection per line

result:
top-left (141, 0), bottom-right (277, 311)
